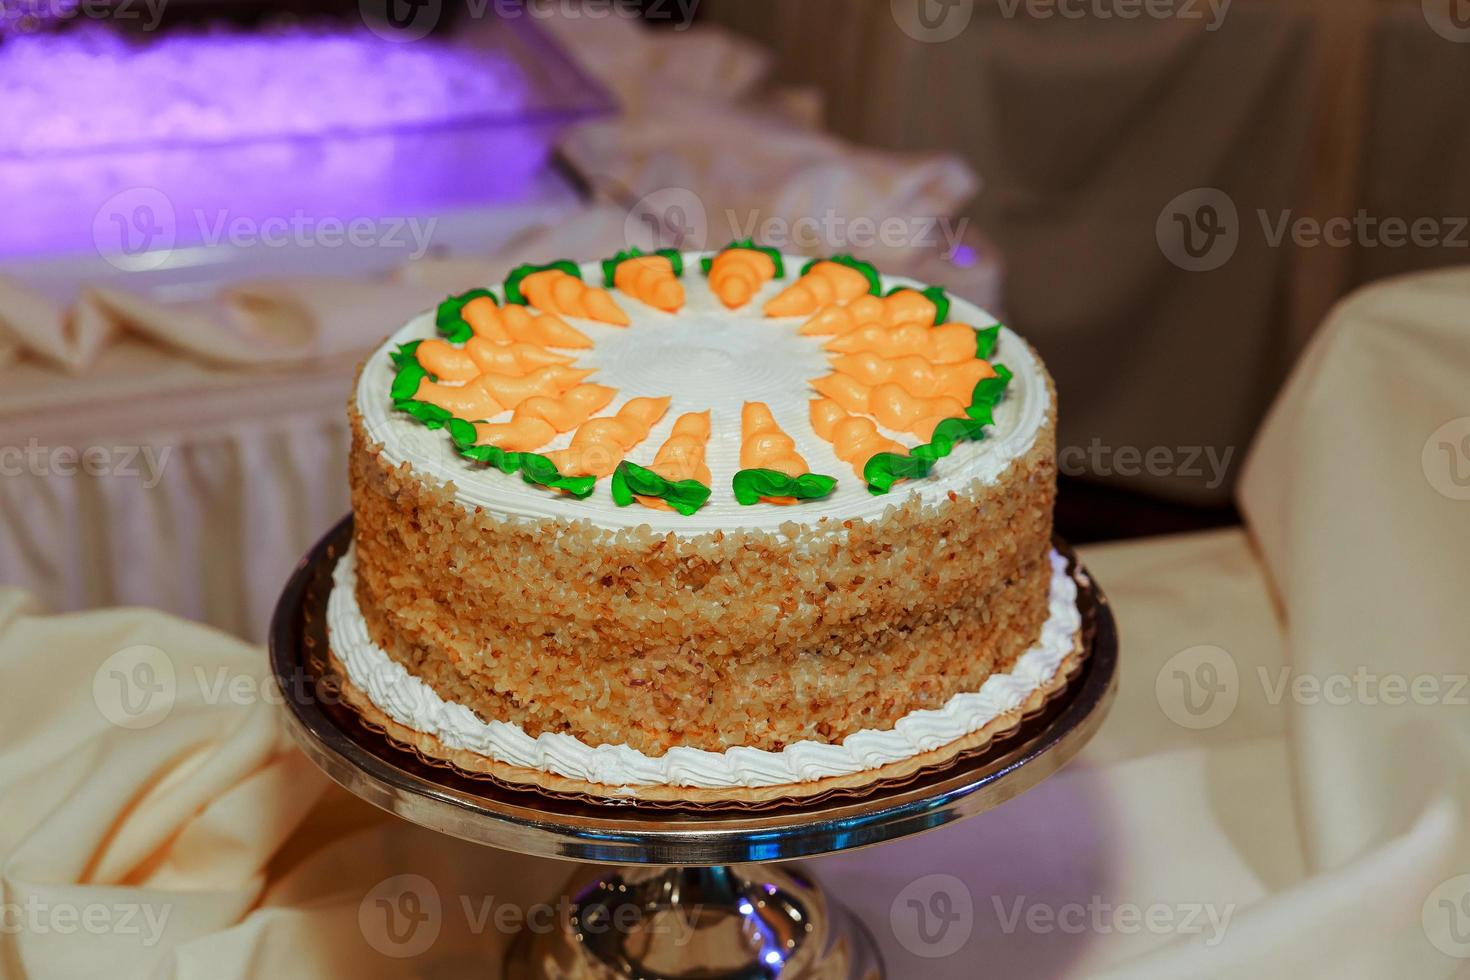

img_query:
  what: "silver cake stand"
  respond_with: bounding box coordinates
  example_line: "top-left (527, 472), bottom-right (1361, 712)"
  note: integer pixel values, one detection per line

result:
top-left (271, 517), bottom-right (1118, 979)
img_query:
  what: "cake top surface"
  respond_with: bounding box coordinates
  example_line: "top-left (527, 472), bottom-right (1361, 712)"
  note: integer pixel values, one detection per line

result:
top-left (356, 249), bottom-right (1051, 536)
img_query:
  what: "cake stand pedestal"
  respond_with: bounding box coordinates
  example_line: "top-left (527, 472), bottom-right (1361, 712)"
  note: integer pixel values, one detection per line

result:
top-left (270, 518), bottom-right (1118, 979)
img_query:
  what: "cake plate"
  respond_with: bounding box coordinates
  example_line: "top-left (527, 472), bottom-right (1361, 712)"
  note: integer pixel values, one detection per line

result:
top-left (270, 517), bottom-right (1118, 979)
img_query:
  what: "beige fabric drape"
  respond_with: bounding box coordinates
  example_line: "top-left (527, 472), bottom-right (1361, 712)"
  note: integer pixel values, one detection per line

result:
top-left (2, 268), bottom-right (1467, 976)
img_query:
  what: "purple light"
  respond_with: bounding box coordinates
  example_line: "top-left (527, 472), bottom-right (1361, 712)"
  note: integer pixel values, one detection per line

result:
top-left (0, 22), bottom-right (607, 258)
top-left (0, 0), bottom-right (79, 37)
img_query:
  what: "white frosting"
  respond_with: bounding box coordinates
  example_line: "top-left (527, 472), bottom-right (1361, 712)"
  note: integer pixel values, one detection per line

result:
top-left (356, 254), bottom-right (1051, 535)
top-left (327, 547), bottom-right (1081, 789)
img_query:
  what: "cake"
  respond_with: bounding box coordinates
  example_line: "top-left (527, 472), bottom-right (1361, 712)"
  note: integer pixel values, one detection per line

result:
top-left (330, 245), bottom-right (1079, 802)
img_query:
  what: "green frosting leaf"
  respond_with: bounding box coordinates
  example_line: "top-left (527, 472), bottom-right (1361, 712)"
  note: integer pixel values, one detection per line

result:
top-left (863, 363), bottom-right (1016, 494)
top-left (731, 469), bottom-right (838, 506)
top-left (966, 363), bottom-right (1014, 424)
top-left (910, 417), bottom-right (987, 461)
top-left (610, 461), bottom-right (712, 516)
top-left (518, 453), bottom-right (597, 498)
top-left (974, 324), bottom-right (1001, 360)
top-left (799, 254), bottom-right (881, 296)
top-left (699, 239), bottom-right (785, 278)
top-left (393, 399), bottom-right (454, 429)
top-left (436, 288), bottom-right (496, 343)
top-left (885, 284), bottom-right (950, 325)
top-left (389, 352), bottom-right (427, 402)
top-left (503, 260), bottom-right (582, 306)
top-left (601, 247), bottom-right (685, 287)
top-left (862, 452), bottom-right (934, 495)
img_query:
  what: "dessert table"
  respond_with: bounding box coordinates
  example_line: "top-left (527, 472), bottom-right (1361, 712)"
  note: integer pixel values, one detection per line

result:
top-left (2, 268), bottom-right (1466, 978)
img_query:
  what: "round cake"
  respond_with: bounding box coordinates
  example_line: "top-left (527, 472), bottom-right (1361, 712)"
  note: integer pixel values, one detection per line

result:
top-left (332, 246), bottom-right (1075, 801)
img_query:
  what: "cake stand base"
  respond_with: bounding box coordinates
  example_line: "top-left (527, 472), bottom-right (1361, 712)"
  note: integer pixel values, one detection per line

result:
top-left (505, 864), bottom-right (882, 979)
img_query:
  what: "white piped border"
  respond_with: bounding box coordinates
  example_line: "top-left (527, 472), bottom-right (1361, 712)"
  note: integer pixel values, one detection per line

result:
top-left (327, 548), bottom-right (1081, 789)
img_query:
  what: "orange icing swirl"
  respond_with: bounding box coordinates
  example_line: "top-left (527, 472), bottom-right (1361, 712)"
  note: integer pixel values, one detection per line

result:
top-left (763, 261), bottom-right (871, 317)
top-left (614, 255), bottom-right (684, 313)
top-left (808, 398), bottom-right (908, 480)
top-left (520, 269), bottom-right (630, 326)
top-left (709, 248), bottom-right (777, 310)
top-left (544, 396), bottom-right (671, 478)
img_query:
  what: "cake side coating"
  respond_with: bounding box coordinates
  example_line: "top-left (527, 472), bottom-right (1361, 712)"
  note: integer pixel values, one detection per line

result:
top-left (345, 373), bottom-right (1055, 755)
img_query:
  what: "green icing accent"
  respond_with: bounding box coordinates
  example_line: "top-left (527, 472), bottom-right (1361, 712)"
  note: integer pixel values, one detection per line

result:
top-left (798, 254), bottom-right (881, 296)
top-left (503, 260), bottom-right (582, 306)
top-left (862, 452), bottom-right (933, 494)
top-left (436, 288), bottom-right (497, 343)
top-left (973, 324), bottom-right (1001, 360)
top-left (394, 399), bottom-right (454, 428)
top-left (966, 364), bottom-right (1014, 424)
top-left (699, 239), bottom-right (785, 278)
top-left (447, 422), bottom-right (597, 497)
top-left (601, 248), bottom-right (685, 287)
top-left (731, 469), bottom-right (838, 506)
top-left (885, 284), bottom-right (950, 325)
top-left (862, 363), bottom-right (1015, 495)
top-left (610, 461), bottom-right (712, 516)
top-left (388, 341), bottom-right (429, 401)
top-left (518, 454), bottom-right (598, 498)
top-left (387, 341), bottom-right (594, 498)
